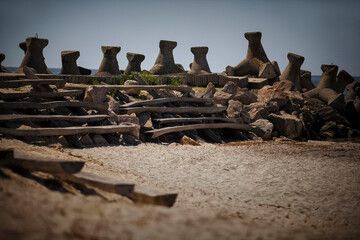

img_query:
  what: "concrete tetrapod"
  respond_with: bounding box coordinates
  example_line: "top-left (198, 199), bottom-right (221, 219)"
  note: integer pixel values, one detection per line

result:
top-left (95, 46), bottom-right (121, 76)
top-left (150, 40), bottom-right (184, 75)
top-left (279, 53), bottom-right (304, 91)
top-left (0, 53), bottom-right (10, 73)
top-left (225, 32), bottom-right (278, 78)
top-left (16, 37), bottom-right (52, 74)
top-left (124, 52), bottom-right (145, 75)
top-left (60, 51), bottom-right (81, 75)
top-left (189, 46), bottom-right (211, 74)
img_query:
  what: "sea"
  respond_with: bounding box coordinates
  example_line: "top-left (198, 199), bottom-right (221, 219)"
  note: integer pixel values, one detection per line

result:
top-left (4, 67), bottom-right (360, 86)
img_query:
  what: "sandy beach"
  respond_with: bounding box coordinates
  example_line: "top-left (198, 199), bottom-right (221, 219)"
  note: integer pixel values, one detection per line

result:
top-left (1, 138), bottom-right (359, 240)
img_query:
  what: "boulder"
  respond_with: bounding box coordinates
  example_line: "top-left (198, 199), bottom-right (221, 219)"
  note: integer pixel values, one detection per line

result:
top-left (251, 119), bottom-right (273, 140)
top-left (84, 86), bottom-right (107, 103)
top-left (232, 87), bottom-right (257, 105)
top-left (124, 80), bottom-right (141, 96)
top-left (202, 82), bottom-right (216, 99)
top-left (92, 134), bottom-right (109, 145)
top-left (246, 102), bottom-right (269, 122)
top-left (181, 136), bottom-right (201, 146)
top-left (268, 112), bottom-right (303, 139)
top-left (108, 97), bottom-right (120, 114)
top-left (213, 91), bottom-right (233, 105)
top-left (257, 85), bottom-right (289, 108)
top-left (226, 100), bottom-right (250, 124)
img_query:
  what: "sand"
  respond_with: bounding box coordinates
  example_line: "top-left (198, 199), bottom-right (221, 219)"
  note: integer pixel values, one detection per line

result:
top-left (1, 138), bottom-right (360, 239)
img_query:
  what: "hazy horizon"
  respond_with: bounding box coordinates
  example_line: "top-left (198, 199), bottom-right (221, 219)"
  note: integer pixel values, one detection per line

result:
top-left (1, 0), bottom-right (359, 76)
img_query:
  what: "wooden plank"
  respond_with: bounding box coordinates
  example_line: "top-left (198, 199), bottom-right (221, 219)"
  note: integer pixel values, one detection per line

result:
top-left (120, 97), bottom-right (212, 108)
top-left (0, 124), bottom-right (140, 138)
top-left (0, 79), bottom-right (66, 88)
top-left (0, 90), bottom-right (83, 100)
top-left (0, 101), bottom-right (108, 111)
top-left (152, 117), bottom-right (238, 125)
top-left (128, 186), bottom-right (178, 207)
top-left (146, 123), bottom-right (252, 138)
top-left (58, 171), bottom-right (134, 196)
top-left (122, 106), bottom-right (227, 115)
top-left (0, 114), bottom-right (110, 123)
top-left (0, 148), bottom-right (84, 174)
top-left (64, 83), bottom-right (192, 93)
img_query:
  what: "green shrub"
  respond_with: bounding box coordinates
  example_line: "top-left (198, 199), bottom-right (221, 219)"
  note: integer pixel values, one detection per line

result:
top-left (91, 79), bottom-right (100, 85)
top-left (167, 76), bottom-right (185, 86)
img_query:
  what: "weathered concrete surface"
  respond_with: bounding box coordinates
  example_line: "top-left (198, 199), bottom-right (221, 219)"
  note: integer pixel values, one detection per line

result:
top-left (189, 47), bottom-right (211, 74)
top-left (95, 46), bottom-right (121, 76)
top-left (60, 51), bottom-right (81, 75)
top-left (124, 52), bottom-right (145, 75)
top-left (279, 53), bottom-right (304, 91)
top-left (150, 40), bottom-right (184, 75)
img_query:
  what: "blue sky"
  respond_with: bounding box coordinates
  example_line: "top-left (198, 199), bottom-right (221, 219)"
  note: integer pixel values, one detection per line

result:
top-left (0, 0), bottom-right (359, 75)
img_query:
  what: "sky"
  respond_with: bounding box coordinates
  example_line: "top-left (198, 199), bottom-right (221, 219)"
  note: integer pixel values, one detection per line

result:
top-left (0, 0), bottom-right (359, 76)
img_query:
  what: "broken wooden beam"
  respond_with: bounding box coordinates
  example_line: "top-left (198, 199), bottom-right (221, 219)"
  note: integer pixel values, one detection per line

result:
top-left (152, 117), bottom-right (238, 125)
top-left (122, 106), bottom-right (227, 115)
top-left (0, 148), bottom-right (84, 174)
top-left (63, 83), bottom-right (192, 93)
top-left (0, 89), bottom-right (83, 100)
top-left (120, 97), bottom-right (213, 108)
top-left (146, 123), bottom-right (252, 138)
top-left (0, 79), bottom-right (66, 88)
top-left (128, 185), bottom-right (178, 207)
top-left (0, 100), bottom-right (108, 111)
top-left (57, 171), bottom-right (135, 196)
top-left (0, 124), bottom-right (140, 138)
top-left (0, 114), bottom-right (110, 123)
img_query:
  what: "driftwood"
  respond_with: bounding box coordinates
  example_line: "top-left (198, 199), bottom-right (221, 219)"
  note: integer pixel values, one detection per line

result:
top-left (0, 89), bottom-right (83, 100)
top-left (0, 79), bottom-right (66, 88)
top-left (128, 186), bottom-right (178, 207)
top-left (0, 148), bottom-right (84, 174)
top-left (64, 83), bottom-right (192, 93)
top-left (122, 106), bottom-right (227, 115)
top-left (120, 97), bottom-right (212, 108)
top-left (58, 171), bottom-right (135, 196)
top-left (0, 124), bottom-right (140, 138)
top-left (0, 114), bottom-right (110, 123)
top-left (0, 101), bottom-right (108, 111)
top-left (152, 117), bottom-right (238, 125)
top-left (146, 123), bottom-right (251, 138)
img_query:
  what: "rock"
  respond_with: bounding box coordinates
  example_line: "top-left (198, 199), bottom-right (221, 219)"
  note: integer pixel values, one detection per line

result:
top-left (268, 101), bottom-right (279, 113)
top-left (248, 78), bottom-right (269, 89)
top-left (150, 40), bottom-right (184, 75)
top-left (213, 91), bottom-right (233, 105)
top-left (137, 112), bottom-right (152, 128)
top-left (227, 100), bottom-right (250, 124)
top-left (202, 82), bottom-right (216, 99)
top-left (95, 46), bottom-right (121, 76)
top-left (16, 37), bottom-right (52, 74)
top-left (92, 134), bottom-right (109, 145)
top-left (120, 134), bottom-right (141, 146)
top-left (268, 112), bottom-right (303, 139)
top-left (180, 136), bottom-right (201, 146)
top-left (320, 121), bottom-right (337, 133)
top-left (60, 50), bottom-right (81, 75)
top-left (84, 86), bottom-right (107, 103)
top-left (124, 52), bottom-right (145, 75)
top-left (246, 102), bottom-right (269, 122)
top-left (108, 97), bottom-right (120, 114)
top-left (124, 80), bottom-right (141, 96)
top-left (273, 80), bottom-right (296, 92)
top-left (232, 87), bottom-right (258, 105)
top-left (251, 119), bottom-right (273, 140)
top-left (222, 81), bottom-right (237, 94)
top-left (257, 85), bottom-right (289, 108)
top-left (79, 134), bottom-right (94, 146)
top-left (188, 46), bottom-right (211, 74)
